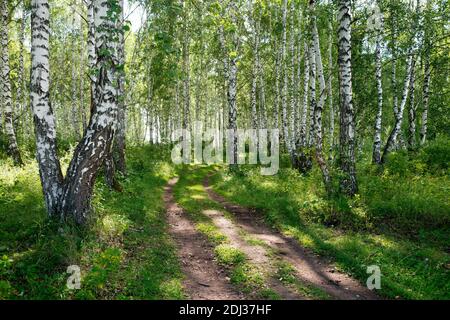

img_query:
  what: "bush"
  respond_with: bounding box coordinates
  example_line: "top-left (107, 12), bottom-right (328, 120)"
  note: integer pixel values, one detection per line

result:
top-left (384, 151), bottom-right (410, 176)
top-left (418, 135), bottom-right (450, 174)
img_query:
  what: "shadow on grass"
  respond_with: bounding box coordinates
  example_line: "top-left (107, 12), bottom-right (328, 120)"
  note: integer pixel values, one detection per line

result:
top-left (209, 166), bottom-right (450, 300)
top-left (0, 145), bottom-right (184, 300)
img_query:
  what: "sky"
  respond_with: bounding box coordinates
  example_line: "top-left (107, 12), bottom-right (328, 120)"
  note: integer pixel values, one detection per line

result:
top-left (124, 0), bottom-right (145, 33)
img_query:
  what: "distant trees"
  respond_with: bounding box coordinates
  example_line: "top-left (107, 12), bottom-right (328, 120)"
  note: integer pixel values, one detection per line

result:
top-left (0, 0), bottom-right (447, 218)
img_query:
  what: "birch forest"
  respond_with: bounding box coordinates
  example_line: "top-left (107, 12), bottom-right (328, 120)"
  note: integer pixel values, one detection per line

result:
top-left (0, 0), bottom-right (449, 302)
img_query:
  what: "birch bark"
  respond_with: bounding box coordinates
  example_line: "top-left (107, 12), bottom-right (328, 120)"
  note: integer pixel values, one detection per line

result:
top-left (1, 0), bottom-right (23, 165)
top-left (337, 0), bottom-right (358, 195)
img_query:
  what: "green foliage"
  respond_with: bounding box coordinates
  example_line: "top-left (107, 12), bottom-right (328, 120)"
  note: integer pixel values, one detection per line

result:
top-left (211, 150), bottom-right (450, 299)
top-left (418, 136), bottom-right (450, 174)
top-left (0, 145), bottom-right (184, 300)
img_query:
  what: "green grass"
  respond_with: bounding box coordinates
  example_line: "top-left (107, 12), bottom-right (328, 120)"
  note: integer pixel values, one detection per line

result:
top-left (215, 244), bottom-right (246, 266)
top-left (210, 156), bottom-right (450, 300)
top-left (0, 145), bottom-right (184, 300)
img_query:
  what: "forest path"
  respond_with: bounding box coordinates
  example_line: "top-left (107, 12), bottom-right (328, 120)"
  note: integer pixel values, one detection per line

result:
top-left (203, 174), bottom-right (379, 300)
top-left (164, 177), bottom-right (244, 300)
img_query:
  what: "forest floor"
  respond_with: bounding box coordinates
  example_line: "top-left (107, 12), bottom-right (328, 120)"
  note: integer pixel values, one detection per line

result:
top-left (168, 166), bottom-right (378, 300)
top-left (0, 143), bottom-right (449, 300)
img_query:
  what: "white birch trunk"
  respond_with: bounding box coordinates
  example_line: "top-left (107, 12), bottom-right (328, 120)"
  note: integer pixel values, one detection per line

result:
top-left (183, 3), bottom-right (190, 132)
top-left (31, 0), bottom-right (63, 215)
top-left (281, 0), bottom-right (291, 154)
top-left (327, 20), bottom-right (335, 159)
top-left (60, 0), bottom-right (120, 222)
top-left (299, 42), bottom-right (310, 148)
top-left (308, 39), bottom-right (317, 147)
top-left (382, 53), bottom-right (414, 161)
top-left (337, 0), bottom-right (357, 195)
top-left (372, 15), bottom-right (384, 164)
top-left (420, 53), bottom-right (430, 145)
top-left (408, 58), bottom-right (417, 149)
top-left (311, 1), bottom-right (331, 192)
top-left (1, 0), bottom-right (23, 165)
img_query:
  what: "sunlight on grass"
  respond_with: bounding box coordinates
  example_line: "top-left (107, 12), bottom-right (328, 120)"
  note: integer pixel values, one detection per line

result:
top-left (0, 145), bottom-right (185, 300)
top-left (211, 161), bottom-right (450, 300)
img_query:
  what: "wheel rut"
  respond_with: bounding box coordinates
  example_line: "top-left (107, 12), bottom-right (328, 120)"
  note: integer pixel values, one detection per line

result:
top-left (164, 177), bottom-right (243, 300)
top-left (203, 174), bottom-right (379, 300)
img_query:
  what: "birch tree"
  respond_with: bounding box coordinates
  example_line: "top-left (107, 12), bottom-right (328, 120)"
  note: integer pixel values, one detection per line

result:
top-left (281, 0), bottom-right (290, 155)
top-left (16, 9), bottom-right (27, 139)
top-left (337, 0), bottom-right (357, 196)
top-left (408, 58), bottom-right (417, 149)
top-left (182, 1), bottom-right (191, 132)
top-left (381, 52), bottom-right (414, 162)
top-left (420, 52), bottom-right (431, 145)
top-left (289, 0), bottom-right (297, 154)
top-left (372, 4), bottom-right (384, 164)
top-left (382, 0), bottom-right (421, 162)
top-left (327, 19), bottom-right (335, 159)
top-left (71, 1), bottom-right (80, 139)
top-left (114, 0), bottom-right (126, 174)
top-left (299, 42), bottom-right (309, 149)
top-left (311, 0), bottom-right (331, 193)
top-left (227, 4), bottom-right (239, 167)
top-left (308, 39), bottom-right (316, 148)
top-left (1, 0), bottom-right (23, 165)
top-left (249, 0), bottom-right (258, 132)
top-left (31, 0), bottom-right (120, 223)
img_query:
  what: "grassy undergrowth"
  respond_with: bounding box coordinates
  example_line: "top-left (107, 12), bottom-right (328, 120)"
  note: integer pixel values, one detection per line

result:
top-left (210, 145), bottom-right (450, 300)
top-left (0, 145), bottom-right (184, 300)
top-left (173, 165), bottom-right (280, 299)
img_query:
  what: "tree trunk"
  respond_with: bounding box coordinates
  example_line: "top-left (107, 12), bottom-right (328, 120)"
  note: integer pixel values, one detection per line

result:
top-left (408, 58), bottom-right (417, 150)
top-left (327, 20), bottom-right (335, 159)
top-left (381, 53), bottom-right (414, 162)
top-left (294, 10), bottom-right (303, 147)
top-left (383, 1), bottom-right (421, 161)
top-left (80, 13), bottom-right (87, 132)
top-left (289, 0), bottom-right (297, 155)
top-left (337, 0), bottom-right (357, 196)
top-left (250, 4), bottom-right (258, 132)
top-left (228, 47), bottom-right (238, 166)
top-left (71, 2), bottom-right (80, 139)
top-left (1, 0), bottom-right (23, 165)
top-left (281, 0), bottom-right (290, 155)
top-left (26, 0), bottom-right (119, 224)
top-left (16, 10), bottom-right (27, 140)
top-left (420, 53), bottom-right (430, 145)
top-left (114, 0), bottom-right (126, 174)
top-left (308, 39), bottom-right (316, 148)
top-left (274, 40), bottom-right (281, 130)
top-left (59, 0), bottom-right (120, 223)
top-left (372, 16), bottom-right (384, 164)
top-left (311, 1), bottom-right (332, 194)
top-left (86, 0), bottom-right (96, 122)
top-left (183, 3), bottom-right (190, 132)
top-left (299, 42), bottom-right (309, 148)
top-left (31, 0), bottom-right (64, 216)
